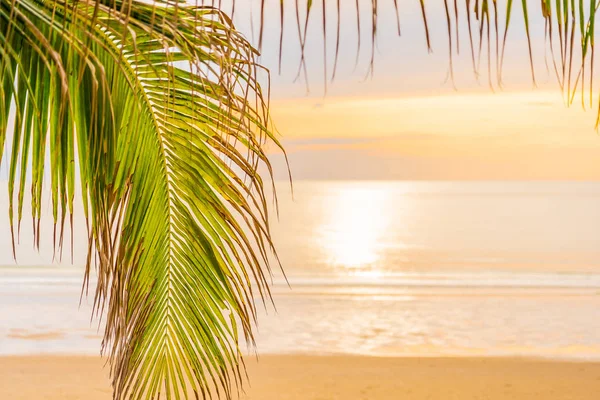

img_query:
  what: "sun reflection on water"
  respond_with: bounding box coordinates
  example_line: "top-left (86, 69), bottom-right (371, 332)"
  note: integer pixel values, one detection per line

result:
top-left (321, 186), bottom-right (390, 270)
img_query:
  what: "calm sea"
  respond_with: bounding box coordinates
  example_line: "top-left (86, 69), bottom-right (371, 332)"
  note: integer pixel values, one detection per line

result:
top-left (1, 181), bottom-right (600, 359)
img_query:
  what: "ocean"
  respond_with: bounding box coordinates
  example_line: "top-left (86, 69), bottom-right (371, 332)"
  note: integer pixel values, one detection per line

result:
top-left (1, 181), bottom-right (600, 359)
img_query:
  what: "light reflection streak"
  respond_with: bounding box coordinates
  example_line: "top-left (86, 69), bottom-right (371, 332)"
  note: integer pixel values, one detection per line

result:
top-left (321, 186), bottom-right (390, 270)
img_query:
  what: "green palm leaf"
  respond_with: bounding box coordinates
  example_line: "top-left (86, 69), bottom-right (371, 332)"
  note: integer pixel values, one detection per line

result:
top-left (2, 0), bottom-right (600, 399)
top-left (1, 1), bottom-right (282, 398)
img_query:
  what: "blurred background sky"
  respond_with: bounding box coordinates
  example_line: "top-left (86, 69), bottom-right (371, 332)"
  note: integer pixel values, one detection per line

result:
top-left (225, 0), bottom-right (600, 180)
top-left (1, 0), bottom-right (599, 181)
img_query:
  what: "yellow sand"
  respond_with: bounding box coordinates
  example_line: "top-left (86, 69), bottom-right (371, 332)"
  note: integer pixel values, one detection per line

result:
top-left (1, 355), bottom-right (600, 399)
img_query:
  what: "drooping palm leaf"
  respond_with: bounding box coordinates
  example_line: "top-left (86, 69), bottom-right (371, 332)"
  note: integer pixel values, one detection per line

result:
top-left (2, 1), bottom-right (600, 399)
top-left (2, 1), bottom-right (281, 399)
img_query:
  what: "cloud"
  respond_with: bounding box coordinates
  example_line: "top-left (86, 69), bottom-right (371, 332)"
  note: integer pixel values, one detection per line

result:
top-left (284, 137), bottom-right (381, 146)
top-left (284, 133), bottom-right (445, 147)
top-left (526, 101), bottom-right (554, 107)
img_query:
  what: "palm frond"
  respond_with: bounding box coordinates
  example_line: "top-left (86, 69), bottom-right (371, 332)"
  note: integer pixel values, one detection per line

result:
top-left (264, 0), bottom-right (600, 120)
top-left (1, 0), bottom-right (281, 398)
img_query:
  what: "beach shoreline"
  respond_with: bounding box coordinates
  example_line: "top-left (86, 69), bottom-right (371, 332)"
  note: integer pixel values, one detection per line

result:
top-left (2, 355), bottom-right (600, 399)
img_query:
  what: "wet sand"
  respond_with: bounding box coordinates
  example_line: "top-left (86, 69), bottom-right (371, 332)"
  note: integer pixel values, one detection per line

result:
top-left (1, 355), bottom-right (600, 399)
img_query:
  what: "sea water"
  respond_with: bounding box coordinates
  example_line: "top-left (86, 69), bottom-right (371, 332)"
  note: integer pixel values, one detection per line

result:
top-left (1, 181), bottom-right (600, 358)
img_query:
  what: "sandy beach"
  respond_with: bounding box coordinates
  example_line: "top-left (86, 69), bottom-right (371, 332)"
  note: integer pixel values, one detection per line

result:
top-left (1, 355), bottom-right (599, 399)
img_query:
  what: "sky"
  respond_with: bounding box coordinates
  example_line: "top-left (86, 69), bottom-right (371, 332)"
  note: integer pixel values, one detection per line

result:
top-left (2, 0), bottom-right (600, 182)
top-left (223, 0), bottom-right (600, 180)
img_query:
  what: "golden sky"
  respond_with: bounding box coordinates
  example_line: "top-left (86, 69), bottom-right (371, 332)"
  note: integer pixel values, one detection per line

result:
top-left (267, 91), bottom-right (600, 180)
top-left (0, 1), bottom-right (597, 181)
top-left (232, 0), bottom-right (600, 180)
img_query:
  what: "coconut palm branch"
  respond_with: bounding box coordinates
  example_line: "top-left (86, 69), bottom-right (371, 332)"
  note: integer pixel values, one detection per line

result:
top-left (1, 1), bottom-right (281, 399)
top-left (1, 0), bottom-right (600, 399)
